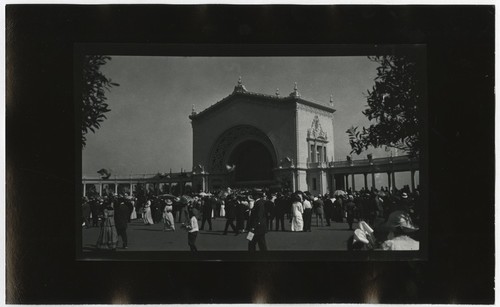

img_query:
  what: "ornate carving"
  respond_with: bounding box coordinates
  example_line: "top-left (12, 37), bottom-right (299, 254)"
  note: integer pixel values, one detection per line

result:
top-left (307, 115), bottom-right (328, 141)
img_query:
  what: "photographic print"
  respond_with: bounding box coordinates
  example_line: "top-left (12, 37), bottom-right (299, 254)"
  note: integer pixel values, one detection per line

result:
top-left (78, 46), bottom-right (426, 259)
top-left (7, 4), bottom-right (494, 304)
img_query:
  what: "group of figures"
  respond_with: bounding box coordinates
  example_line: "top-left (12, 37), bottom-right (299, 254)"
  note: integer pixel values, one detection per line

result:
top-left (81, 194), bottom-right (133, 250)
top-left (82, 184), bottom-right (421, 252)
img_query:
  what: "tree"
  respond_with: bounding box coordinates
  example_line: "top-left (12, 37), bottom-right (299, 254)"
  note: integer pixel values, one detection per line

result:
top-left (81, 55), bottom-right (119, 147)
top-left (347, 55), bottom-right (421, 157)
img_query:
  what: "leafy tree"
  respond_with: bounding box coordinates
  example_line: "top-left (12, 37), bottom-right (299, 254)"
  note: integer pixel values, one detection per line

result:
top-left (347, 55), bottom-right (421, 156)
top-left (81, 55), bottom-right (118, 147)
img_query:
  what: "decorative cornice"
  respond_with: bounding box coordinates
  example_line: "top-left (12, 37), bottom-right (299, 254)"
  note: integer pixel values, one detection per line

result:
top-left (297, 103), bottom-right (335, 117)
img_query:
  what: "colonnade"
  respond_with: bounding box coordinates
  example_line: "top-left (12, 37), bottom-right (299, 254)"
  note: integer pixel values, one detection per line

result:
top-left (82, 180), bottom-right (192, 197)
top-left (340, 169), bottom-right (418, 192)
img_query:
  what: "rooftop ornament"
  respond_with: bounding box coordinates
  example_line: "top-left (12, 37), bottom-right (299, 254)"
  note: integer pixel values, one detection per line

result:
top-left (330, 95), bottom-right (334, 107)
top-left (275, 88), bottom-right (280, 96)
top-left (289, 82), bottom-right (301, 98)
top-left (233, 76), bottom-right (248, 93)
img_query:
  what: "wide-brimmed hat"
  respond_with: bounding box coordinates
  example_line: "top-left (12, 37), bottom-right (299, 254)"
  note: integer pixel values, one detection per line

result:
top-left (166, 199), bottom-right (173, 205)
top-left (385, 210), bottom-right (419, 232)
top-left (353, 229), bottom-right (370, 244)
top-left (402, 192), bottom-right (408, 199)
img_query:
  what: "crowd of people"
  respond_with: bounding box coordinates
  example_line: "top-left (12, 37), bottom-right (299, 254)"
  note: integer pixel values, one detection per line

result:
top-left (81, 184), bottom-right (421, 252)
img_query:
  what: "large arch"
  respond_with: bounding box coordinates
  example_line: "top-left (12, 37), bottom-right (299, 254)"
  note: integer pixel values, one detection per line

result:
top-left (228, 140), bottom-right (274, 182)
top-left (208, 125), bottom-right (278, 178)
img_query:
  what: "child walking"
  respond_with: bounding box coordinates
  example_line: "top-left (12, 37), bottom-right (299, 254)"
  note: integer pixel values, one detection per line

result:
top-left (183, 208), bottom-right (199, 252)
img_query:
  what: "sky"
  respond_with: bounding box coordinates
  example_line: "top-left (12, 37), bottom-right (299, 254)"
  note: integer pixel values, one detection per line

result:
top-left (82, 56), bottom-right (418, 186)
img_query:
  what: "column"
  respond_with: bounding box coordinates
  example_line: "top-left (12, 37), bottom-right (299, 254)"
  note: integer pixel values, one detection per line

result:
top-left (364, 173), bottom-right (368, 190)
top-left (345, 174), bottom-right (349, 190)
top-left (83, 183), bottom-right (86, 197)
top-left (351, 173), bottom-right (355, 191)
top-left (319, 170), bottom-right (323, 194)
top-left (371, 172), bottom-right (376, 190)
top-left (411, 170), bottom-right (416, 192)
top-left (99, 183), bottom-right (103, 196)
top-left (179, 182), bottom-right (184, 195)
top-left (392, 172), bottom-right (396, 190)
top-left (202, 176), bottom-right (207, 192)
top-left (387, 172), bottom-right (391, 191)
top-left (114, 183), bottom-right (118, 195)
top-left (331, 174), bottom-right (336, 192)
top-left (130, 183), bottom-right (133, 194)
top-left (292, 171), bottom-right (297, 192)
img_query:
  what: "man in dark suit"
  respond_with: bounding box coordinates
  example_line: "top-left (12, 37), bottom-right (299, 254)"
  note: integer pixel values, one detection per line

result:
top-left (274, 193), bottom-right (287, 231)
top-left (124, 194), bottom-right (134, 222)
top-left (235, 196), bottom-right (246, 234)
top-left (223, 195), bottom-right (238, 235)
top-left (200, 196), bottom-right (213, 231)
top-left (115, 198), bottom-right (131, 249)
top-left (247, 190), bottom-right (268, 251)
top-left (265, 192), bottom-right (277, 231)
top-left (90, 197), bottom-right (100, 227)
top-left (82, 197), bottom-right (91, 228)
top-left (324, 195), bottom-right (334, 226)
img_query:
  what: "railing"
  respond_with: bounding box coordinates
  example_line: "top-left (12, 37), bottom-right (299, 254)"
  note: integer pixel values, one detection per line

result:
top-left (306, 162), bottom-right (329, 168)
top-left (307, 155), bottom-right (416, 169)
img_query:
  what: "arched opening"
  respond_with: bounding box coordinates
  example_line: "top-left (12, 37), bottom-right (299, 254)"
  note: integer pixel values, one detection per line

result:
top-left (228, 140), bottom-right (274, 183)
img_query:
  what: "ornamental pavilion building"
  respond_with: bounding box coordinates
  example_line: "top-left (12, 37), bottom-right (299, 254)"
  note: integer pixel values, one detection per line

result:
top-left (83, 79), bottom-right (419, 197)
top-left (189, 78), bottom-right (337, 194)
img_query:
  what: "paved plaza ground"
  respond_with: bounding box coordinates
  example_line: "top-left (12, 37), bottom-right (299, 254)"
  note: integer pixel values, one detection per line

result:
top-left (82, 216), bottom-right (358, 252)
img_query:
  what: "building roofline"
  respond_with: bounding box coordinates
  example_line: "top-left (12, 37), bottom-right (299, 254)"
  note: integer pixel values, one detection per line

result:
top-left (189, 90), bottom-right (335, 120)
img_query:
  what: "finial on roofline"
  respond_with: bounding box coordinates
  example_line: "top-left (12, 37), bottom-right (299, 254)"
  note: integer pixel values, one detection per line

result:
top-left (289, 82), bottom-right (300, 98)
top-left (233, 76), bottom-right (247, 93)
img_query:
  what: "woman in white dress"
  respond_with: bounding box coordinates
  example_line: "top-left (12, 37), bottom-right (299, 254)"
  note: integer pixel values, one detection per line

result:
top-left (291, 193), bottom-right (304, 232)
top-left (220, 199), bottom-right (226, 217)
top-left (163, 199), bottom-right (176, 231)
top-left (143, 199), bottom-right (154, 225)
top-left (129, 197), bottom-right (137, 220)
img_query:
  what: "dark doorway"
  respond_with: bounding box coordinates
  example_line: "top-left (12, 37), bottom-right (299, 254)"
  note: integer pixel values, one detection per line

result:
top-left (228, 140), bottom-right (274, 182)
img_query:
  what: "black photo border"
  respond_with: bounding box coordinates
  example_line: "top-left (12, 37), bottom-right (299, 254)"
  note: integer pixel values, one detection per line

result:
top-left (7, 4), bottom-right (494, 304)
